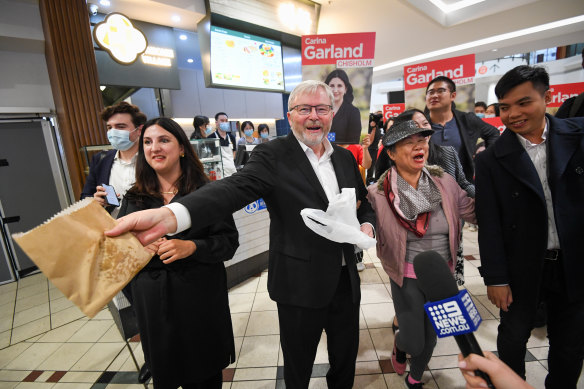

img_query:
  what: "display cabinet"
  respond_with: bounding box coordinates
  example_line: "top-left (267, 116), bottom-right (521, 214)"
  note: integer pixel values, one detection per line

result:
top-left (190, 138), bottom-right (223, 180)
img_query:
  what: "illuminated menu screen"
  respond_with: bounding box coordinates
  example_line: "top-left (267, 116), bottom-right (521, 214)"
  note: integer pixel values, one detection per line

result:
top-left (210, 26), bottom-right (284, 91)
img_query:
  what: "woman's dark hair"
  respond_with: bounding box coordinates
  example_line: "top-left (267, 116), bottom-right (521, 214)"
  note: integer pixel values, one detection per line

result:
top-left (324, 69), bottom-right (354, 104)
top-left (486, 103), bottom-right (500, 117)
top-left (191, 115), bottom-right (209, 139)
top-left (258, 124), bottom-right (269, 133)
top-left (240, 121), bottom-right (254, 135)
top-left (193, 115), bottom-right (209, 130)
top-left (494, 65), bottom-right (549, 99)
top-left (127, 117), bottom-right (208, 203)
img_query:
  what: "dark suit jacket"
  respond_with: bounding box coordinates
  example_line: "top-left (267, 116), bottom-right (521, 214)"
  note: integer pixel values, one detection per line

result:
top-left (431, 109), bottom-right (500, 183)
top-left (177, 132), bottom-right (376, 308)
top-left (475, 114), bottom-right (584, 304)
top-left (80, 149), bottom-right (116, 199)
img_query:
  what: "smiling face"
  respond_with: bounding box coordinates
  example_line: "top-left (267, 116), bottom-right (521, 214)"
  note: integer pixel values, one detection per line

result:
top-left (143, 124), bottom-right (184, 176)
top-left (328, 77), bottom-right (346, 105)
top-left (287, 87), bottom-right (333, 152)
top-left (425, 81), bottom-right (456, 112)
top-left (498, 81), bottom-right (550, 143)
top-left (388, 133), bottom-right (429, 176)
top-left (412, 111), bottom-right (431, 130)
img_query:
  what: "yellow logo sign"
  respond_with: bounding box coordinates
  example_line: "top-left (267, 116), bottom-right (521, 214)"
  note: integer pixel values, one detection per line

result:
top-left (93, 13), bottom-right (148, 65)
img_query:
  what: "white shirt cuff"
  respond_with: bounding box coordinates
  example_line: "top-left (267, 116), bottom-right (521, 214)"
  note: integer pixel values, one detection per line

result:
top-left (164, 203), bottom-right (191, 235)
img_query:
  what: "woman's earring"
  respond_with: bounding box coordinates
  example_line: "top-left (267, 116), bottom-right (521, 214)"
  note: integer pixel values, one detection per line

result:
top-left (180, 153), bottom-right (185, 157)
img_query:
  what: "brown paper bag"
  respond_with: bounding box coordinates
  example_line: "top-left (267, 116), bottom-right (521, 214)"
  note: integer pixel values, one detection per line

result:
top-left (13, 198), bottom-right (153, 318)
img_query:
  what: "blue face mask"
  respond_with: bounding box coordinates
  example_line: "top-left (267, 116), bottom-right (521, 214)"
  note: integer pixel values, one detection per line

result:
top-left (205, 125), bottom-right (214, 135)
top-left (475, 113), bottom-right (485, 118)
top-left (219, 122), bottom-right (230, 132)
top-left (107, 128), bottom-right (138, 151)
top-left (244, 129), bottom-right (254, 137)
top-left (260, 132), bottom-right (269, 139)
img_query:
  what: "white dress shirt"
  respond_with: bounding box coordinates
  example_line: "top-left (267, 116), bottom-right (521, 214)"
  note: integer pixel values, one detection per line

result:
top-left (516, 120), bottom-right (560, 250)
top-left (108, 151), bottom-right (137, 218)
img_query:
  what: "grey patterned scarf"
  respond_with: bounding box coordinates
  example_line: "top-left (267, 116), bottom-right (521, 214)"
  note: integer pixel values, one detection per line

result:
top-left (395, 168), bottom-right (442, 221)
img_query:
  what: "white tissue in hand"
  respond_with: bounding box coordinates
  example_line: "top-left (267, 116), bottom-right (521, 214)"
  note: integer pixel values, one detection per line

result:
top-left (300, 188), bottom-right (376, 249)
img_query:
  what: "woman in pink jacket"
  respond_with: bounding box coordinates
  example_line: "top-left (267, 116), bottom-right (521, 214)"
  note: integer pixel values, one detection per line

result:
top-left (366, 120), bottom-right (475, 389)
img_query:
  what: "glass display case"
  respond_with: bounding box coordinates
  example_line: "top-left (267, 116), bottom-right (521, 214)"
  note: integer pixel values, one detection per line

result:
top-left (80, 144), bottom-right (113, 176)
top-left (190, 138), bottom-right (223, 181)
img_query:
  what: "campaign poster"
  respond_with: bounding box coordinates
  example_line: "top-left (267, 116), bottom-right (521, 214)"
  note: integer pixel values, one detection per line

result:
top-left (301, 32), bottom-right (376, 144)
top-left (482, 117), bottom-right (505, 134)
top-left (404, 54), bottom-right (476, 112)
top-left (383, 103), bottom-right (405, 123)
top-left (546, 82), bottom-right (584, 115)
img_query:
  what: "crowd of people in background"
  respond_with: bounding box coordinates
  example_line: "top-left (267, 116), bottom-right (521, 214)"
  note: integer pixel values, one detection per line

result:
top-left (81, 58), bottom-right (584, 389)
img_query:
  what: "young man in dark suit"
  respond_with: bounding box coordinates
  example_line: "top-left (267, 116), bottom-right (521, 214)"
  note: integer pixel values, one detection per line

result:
top-left (80, 101), bottom-right (146, 216)
top-left (475, 65), bottom-right (584, 388)
top-left (425, 76), bottom-right (500, 182)
top-left (106, 80), bottom-right (376, 389)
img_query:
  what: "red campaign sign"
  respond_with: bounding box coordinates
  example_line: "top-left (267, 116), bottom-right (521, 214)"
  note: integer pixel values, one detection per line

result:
top-left (383, 104), bottom-right (405, 122)
top-left (302, 32), bottom-right (376, 67)
top-left (403, 54), bottom-right (476, 91)
top-left (547, 82), bottom-right (584, 107)
top-left (482, 117), bottom-right (505, 134)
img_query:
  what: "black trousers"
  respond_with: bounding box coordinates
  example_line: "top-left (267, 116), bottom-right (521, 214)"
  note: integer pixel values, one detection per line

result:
top-left (497, 255), bottom-right (584, 389)
top-left (277, 267), bottom-right (360, 389)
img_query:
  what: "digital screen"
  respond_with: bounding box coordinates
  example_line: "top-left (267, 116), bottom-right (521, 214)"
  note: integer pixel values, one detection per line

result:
top-left (210, 26), bottom-right (284, 91)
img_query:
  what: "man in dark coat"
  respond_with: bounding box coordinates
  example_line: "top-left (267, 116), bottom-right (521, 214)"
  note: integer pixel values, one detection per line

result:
top-left (106, 80), bottom-right (376, 389)
top-left (425, 76), bottom-right (500, 182)
top-left (475, 65), bottom-right (584, 389)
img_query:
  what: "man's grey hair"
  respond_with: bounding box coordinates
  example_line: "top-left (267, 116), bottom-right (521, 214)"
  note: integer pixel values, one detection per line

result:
top-left (288, 80), bottom-right (334, 111)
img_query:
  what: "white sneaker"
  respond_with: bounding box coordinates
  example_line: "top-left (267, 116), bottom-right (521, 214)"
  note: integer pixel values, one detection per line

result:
top-left (357, 262), bottom-right (366, 272)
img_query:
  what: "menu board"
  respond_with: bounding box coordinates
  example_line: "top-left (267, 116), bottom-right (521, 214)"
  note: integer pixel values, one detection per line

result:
top-left (210, 26), bottom-right (284, 91)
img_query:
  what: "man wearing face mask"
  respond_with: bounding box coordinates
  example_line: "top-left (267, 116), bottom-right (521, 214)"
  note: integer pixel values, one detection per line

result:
top-left (208, 111), bottom-right (237, 176)
top-left (80, 101), bottom-right (146, 217)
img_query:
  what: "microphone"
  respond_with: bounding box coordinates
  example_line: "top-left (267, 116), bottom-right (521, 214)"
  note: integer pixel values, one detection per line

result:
top-left (414, 250), bottom-right (495, 388)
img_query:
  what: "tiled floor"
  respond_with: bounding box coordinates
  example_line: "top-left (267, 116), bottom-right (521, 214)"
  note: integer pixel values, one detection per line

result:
top-left (1, 227), bottom-right (582, 388)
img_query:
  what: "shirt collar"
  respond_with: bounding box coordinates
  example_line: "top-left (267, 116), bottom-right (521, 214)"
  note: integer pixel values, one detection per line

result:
top-left (295, 134), bottom-right (334, 160)
top-left (516, 117), bottom-right (549, 149)
top-left (114, 150), bottom-right (138, 164)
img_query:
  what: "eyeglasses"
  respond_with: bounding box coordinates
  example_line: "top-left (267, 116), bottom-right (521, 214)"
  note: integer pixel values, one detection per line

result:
top-left (426, 88), bottom-right (450, 96)
top-left (290, 104), bottom-right (333, 116)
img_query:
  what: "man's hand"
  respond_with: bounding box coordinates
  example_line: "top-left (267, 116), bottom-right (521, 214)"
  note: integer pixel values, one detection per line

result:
top-left (487, 285), bottom-right (513, 311)
top-left (360, 223), bottom-right (374, 238)
top-left (157, 238), bottom-right (197, 264)
top-left (93, 185), bottom-right (108, 207)
top-left (105, 207), bottom-right (177, 245)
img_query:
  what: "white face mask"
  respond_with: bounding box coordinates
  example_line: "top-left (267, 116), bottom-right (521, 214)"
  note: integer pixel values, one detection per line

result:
top-left (107, 127), bottom-right (138, 151)
top-left (484, 114), bottom-right (496, 118)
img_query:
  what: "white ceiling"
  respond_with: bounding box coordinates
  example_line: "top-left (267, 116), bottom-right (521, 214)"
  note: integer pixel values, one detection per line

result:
top-left (92, 0), bottom-right (584, 83)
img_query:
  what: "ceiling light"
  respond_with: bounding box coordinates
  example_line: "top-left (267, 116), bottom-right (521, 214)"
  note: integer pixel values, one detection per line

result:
top-left (187, 58), bottom-right (194, 63)
top-left (179, 34), bottom-right (187, 40)
top-left (171, 15), bottom-right (181, 23)
top-left (427, 0), bottom-right (485, 13)
top-left (373, 15), bottom-right (584, 73)
top-left (99, 0), bottom-right (110, 6)
top-left (100, 85), bottom-right (106, 91)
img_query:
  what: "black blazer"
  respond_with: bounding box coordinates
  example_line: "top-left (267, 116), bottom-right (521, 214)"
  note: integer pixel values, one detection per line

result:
top-left (177, 132), bottom-right (376, 308)
top-left (80, 149), bottom-right (116, 199)
top-left (475, 114), bottom-right (584, 303)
